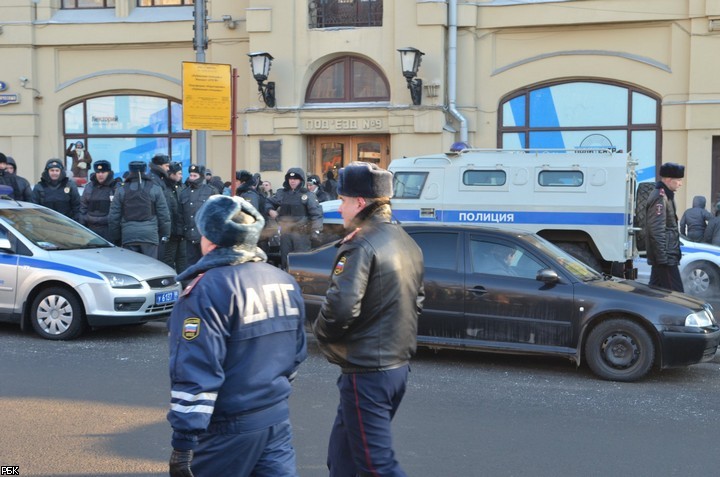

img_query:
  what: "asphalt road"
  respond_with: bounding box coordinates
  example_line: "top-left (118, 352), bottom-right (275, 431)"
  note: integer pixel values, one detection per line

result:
top-left (2, 320), bottom-right (720, 477)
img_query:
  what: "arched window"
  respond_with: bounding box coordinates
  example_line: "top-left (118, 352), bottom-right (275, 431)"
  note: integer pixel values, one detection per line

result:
top-left (499, 81), bottom-right (661, 182)
top-left (306, 56), bottom-right (390, 103)
top-left (63, 95), bottom-right (191, 177)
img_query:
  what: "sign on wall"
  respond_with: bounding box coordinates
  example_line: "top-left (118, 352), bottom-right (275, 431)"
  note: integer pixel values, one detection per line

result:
top-left (0, 94), bottom-right (19, 106)
top-left (260, 140), bottom-right (282, 171)
top-left (181, 62), bottom-right (232, 131)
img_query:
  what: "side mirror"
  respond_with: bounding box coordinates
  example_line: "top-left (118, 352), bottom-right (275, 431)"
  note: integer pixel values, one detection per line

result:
top-left (0, 238), bottom-right (11, 250)
top-left (536, 268), bottom-right (559, 284)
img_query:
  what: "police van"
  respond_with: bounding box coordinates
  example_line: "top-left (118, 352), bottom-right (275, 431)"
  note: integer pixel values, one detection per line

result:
top-left (322, 148), bottom-right (638, 277)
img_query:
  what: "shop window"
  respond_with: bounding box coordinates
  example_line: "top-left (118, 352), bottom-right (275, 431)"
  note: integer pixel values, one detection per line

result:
top-left (63, 95), bottom-right (191, 178)
top-left (306, 56), bottom-right (389, 103)
top-left (499, 80), bottom-right (661, 183)
top-left (309, 0), bottom-right (383, 28)
top-left (62, 0), bottom-right (115, 7)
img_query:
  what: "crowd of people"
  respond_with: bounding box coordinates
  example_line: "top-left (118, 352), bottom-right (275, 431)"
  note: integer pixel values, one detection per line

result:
top-left (0, 151), bottom-right (339, 274)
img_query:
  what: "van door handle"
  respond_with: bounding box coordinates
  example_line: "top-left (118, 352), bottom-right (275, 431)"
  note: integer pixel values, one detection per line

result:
top-left (469, 286), bottom-right (487, 295)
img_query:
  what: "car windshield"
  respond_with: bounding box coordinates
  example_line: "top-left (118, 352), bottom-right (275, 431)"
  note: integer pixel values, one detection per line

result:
top-left (0, 208), bottom-right (111, 251)
top-left (517, 233), bottom-right (603, 281)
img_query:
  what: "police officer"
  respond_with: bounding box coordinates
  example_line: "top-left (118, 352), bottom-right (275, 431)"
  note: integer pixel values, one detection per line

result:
top-left (108, 160), bottom-right (171, 260)
top-left (79, 160), bottom-right (122, 241)
top-left (267, 167), bottom-right (323, 269)
top-left (0, 154), bottom-right (33, 201)
top-left (163, 161), bottom-right (187, 273)
top-left (167, 195), bottom-right (307, 477)
top-left (180, 164), bottom-right (218, 268)
top-left (307, 174), bottom-right (330, 203)
top-left (311, 162), bottom-right (424, 477)
top-left (645, 162), bottom-right (685, 292)
top-left (32, 158), bottom-right (81, 221)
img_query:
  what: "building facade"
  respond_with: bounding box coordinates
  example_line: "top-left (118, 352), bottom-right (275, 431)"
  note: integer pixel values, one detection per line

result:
top-left (2, 0), bottom-right (720, 209)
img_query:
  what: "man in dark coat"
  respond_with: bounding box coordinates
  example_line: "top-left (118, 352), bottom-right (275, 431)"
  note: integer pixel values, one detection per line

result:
top-left (266, 167), bottom-right (323, 269)
top-left (162, 161), bottom-right (187, 273)
top-left (32, 158), bottom-right (81, 221)
top-left (180, 164), bottom-right (218, 268)
top-left (79, 160), bottom-right (122, 241)
top-left (0, 155), bottom-right (33, 201)
top-left (108, 161), bottom-right (171, 260)
top-left (679, 195), bottom-right (713, 242)
top-left (311, 162), bottom-right (424, 476)
top-left (167, 195), bottom-right (306, 477)
top-left (645, 162), bottom-right (685, 292)
top-left (307, 174), bottom-right (331, 203)
top-left (322, 170), bottom-right (338, 200)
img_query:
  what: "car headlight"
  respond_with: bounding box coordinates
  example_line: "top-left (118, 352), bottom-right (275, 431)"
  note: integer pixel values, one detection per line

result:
top-left (685, 310), bottom-right (715, 328)
top-left (100, 272), bottom-right (143, 289)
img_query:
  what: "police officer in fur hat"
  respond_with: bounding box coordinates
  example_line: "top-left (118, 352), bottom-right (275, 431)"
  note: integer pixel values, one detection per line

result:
top-left (646, 162), bottom-right (685, 292)
top-left (79, 160), bottom-right (122, 241)
top-left (167, 195), bottom-right (307, 477)
top-left (180, 164), bottom-right (219, 268)
top-left (311, 161), bottom-right (424, 476)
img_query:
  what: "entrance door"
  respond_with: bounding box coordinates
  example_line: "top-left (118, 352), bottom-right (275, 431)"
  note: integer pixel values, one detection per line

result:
top-left (309, 135), bottom-right (390, 179)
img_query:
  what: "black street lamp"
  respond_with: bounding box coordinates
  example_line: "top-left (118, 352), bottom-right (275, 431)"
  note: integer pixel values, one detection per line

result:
top-left (247, 52), bottom-right (276, 108)
top-left (397, 47), bottom-right (425, 105)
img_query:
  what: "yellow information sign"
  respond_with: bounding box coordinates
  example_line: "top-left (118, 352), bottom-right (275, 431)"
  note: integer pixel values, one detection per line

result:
top-left (182, 62), bottom-right (232, 131)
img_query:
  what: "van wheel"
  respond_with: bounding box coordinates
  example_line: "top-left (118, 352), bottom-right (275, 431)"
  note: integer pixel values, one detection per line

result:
top-left (556, 242), bottom-right (602, 272)
top-left (30, 287), bottom-right (86, 340)
top-left (682, 261), bottom-right (720, 298)
top-left (634, 182), bottom-right (655, 252)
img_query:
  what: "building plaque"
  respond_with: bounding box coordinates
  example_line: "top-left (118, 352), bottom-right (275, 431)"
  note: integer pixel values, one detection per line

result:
top-left (302, 118), bottom-right (385, 133)
top-left (260, 140), bottom-right (282, 171)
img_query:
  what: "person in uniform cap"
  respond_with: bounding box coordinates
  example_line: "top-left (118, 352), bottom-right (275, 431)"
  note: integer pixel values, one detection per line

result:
top-left (645, 162), bottom-right (685, 292)
top-left (167, 195), bottom-right (307, 477)
top-left (306, 174), bottom-right (330, 203)
top-left (266, 167), bottom-right (323, 269)
top-left (311, 161), bottom-right (424, 477)
top-left (162, 161), bottom-right (187, 273)
top-left (180, 164), bottom-right (219, 268)
top-left (108, 160), bottom-right (171, 260)
top-left (32, 158), bottom-right (81, 220)
top-left (79, 160), bottom-right (122, 241)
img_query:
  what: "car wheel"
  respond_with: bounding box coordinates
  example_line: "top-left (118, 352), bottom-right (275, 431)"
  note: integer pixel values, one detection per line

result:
top-left (30, 287), bottom-right (86, 340)
top-left (682, 262), bottom-right (720, 298)
top-left (585, 318), bottom-right (654, 382)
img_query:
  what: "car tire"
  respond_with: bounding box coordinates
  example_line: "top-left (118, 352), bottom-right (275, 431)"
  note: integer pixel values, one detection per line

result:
top-left (584, 318), bottom-right (655, 382)
top-left (634, 182), bottom-right (655, 252)
top-left (682, 261), bottom-right (720, 298)
top-left (556, 242), bottom-right (602, 272)
top-left (30, 287), bottom-right (86, 340)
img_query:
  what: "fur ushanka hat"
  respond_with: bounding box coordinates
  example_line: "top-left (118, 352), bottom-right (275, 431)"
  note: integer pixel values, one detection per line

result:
top-left (195, 195), bottom-right (265, 248)
top-left (337, 161), bottom-right (393, 198)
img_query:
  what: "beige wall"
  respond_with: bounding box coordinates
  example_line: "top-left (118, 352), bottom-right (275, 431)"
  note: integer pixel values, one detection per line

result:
top-left (2, 0), bottom-right (720, 210)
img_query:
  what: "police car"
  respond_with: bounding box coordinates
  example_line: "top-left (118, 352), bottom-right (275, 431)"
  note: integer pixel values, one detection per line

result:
top-left (636, 237), bottom-right (720, 300)
top-left (0, 199), bottom-right (180, 340)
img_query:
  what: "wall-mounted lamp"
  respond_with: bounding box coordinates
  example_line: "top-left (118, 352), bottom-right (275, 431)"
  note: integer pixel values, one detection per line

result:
top-left (398, 47), bottom-right (425, 106)
top-left (247, 52), bottom-right (275, 108)
top-left (397, 47), bottom-right (425, 105)
top-left (221, 14), bottom-right (238, 30)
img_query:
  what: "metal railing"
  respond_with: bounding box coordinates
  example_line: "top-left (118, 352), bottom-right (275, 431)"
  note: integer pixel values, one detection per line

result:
top-left (309, 0), bottom-right (383, 28)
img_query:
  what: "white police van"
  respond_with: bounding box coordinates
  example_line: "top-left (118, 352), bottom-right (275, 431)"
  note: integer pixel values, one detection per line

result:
top-left (322, 148), bottom-right (638, 277)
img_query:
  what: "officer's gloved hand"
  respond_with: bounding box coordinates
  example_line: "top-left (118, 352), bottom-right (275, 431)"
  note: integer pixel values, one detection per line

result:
top-left (310, 230), bottom-right (323, 248)
top-left (169, 449), bottom-right (195, 477)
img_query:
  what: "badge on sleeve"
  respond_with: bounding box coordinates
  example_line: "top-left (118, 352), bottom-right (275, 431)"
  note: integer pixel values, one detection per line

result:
top-left (334, 256), bottom-right (347, 275)
top-left (655, 203), bottom-right (663, 216)
top-left (182, 318), bottom-right (201, 340)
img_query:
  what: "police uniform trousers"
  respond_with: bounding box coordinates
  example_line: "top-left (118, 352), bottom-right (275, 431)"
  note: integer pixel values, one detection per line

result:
top-left (124, 242), bottom-right (159, 261)
top-left (328, 365), bottom-right (409, 477)
top-left (186, 241), bottom-right (203, 269)
top-left (649, 264), bottom-right (684, 293)
top-left (162, 236), bottom-right (187, 273)
top-left (191, 418), bottom-right (298, 477)
top-left (280, 231), bottom-right (311, 270)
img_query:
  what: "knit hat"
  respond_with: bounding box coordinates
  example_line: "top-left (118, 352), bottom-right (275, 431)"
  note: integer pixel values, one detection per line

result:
top-left (128, 161), bottom-right (147, 173)
top-left (195, 195), bottom-right (265, 248)
top-left (168, 162), bottom-right (183, 174)
top-left (205, 169), bottom-right (213, 176)
top-left (0, 153), bottom-right (6, 164)
top-left (189, 164), bottom-right (205, 175)
top-left (45, 158), bottom-right (64, 171)
top-left (659, 162), bottom-right (685, 179)
top-left (151, 154), bottom-right (170, 165)
top-left (337, 161), bottom-right (393, 198)
top-left (93, 160), bottom-right (112, 173)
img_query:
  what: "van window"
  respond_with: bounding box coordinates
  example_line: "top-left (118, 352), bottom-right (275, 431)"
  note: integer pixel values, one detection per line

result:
top-left (393, 172), bottom-right (427, 199)
top-left (463, 170), bottom-right (506, 186)
top-left (538, 171), bottom-right (583, 187)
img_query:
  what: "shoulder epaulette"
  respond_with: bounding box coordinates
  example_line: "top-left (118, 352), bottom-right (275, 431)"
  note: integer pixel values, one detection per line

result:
top-left (180, 273), bottom-right (205, 297)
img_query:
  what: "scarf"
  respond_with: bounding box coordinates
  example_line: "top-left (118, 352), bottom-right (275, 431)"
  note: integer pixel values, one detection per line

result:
top-left (176, 244), bottom-right (267, 283)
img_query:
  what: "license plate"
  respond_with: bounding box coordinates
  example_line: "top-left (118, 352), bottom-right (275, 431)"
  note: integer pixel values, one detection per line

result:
top-left (155, 290), bottom-right (178, 305)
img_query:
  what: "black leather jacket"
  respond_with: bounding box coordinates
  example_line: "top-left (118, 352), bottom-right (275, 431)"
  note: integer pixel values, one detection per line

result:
top-left (312, 203), bottom-right (425, 371)
top-left (645, 182), bottom-right (682, 266)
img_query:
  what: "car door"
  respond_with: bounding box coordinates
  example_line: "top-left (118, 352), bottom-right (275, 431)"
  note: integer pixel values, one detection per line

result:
top-left (0, 225), bottom-right (19, 317)
top-left (406, 230), bottom-right (465, 344)
top-left (464, 232), bottom-right (577, 351)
